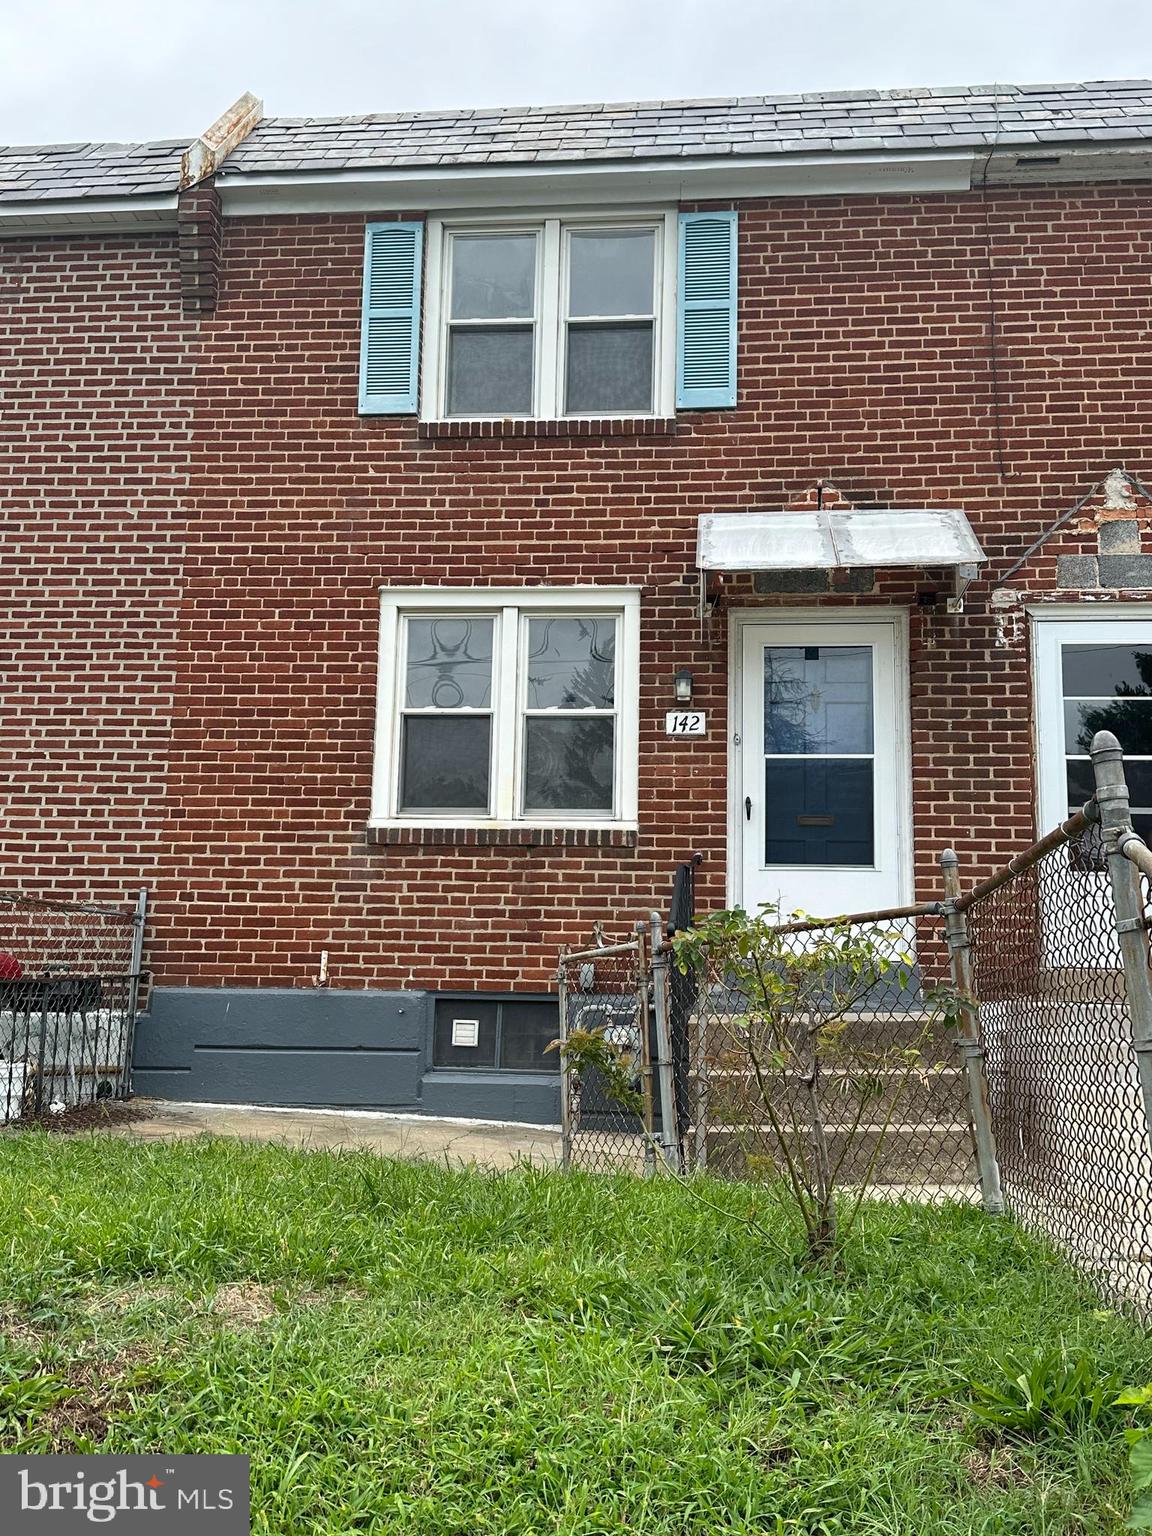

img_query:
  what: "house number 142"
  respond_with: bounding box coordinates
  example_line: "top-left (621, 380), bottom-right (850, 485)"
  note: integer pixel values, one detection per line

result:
top-left (665, 711), bottom-right (707, 736)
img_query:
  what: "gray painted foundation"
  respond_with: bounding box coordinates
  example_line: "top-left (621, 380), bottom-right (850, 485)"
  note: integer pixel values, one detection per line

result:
top-left (133, 987), bottom-right (561, 1126)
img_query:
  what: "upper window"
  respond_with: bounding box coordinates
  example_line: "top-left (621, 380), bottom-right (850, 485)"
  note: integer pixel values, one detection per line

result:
top-left (423, 215), bottom-right (676, 421)
top-left (373, 588), bottom-right (640, 826)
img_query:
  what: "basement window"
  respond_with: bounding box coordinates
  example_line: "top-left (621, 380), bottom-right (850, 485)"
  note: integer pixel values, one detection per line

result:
top-left (433, 996), bottom-right (560, 1072)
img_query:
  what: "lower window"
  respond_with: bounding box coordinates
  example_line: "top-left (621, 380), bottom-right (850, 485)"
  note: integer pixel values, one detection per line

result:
top-left (374, 588), bottom-right (640, 826)
top-left (433, 997), bottom-right (560, 1072)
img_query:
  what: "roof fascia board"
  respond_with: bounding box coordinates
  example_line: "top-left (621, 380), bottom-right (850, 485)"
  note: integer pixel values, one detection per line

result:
top-left (217, 149), bottom-right (977, 215)
top-left (0, 194), bottom-right (179, 237)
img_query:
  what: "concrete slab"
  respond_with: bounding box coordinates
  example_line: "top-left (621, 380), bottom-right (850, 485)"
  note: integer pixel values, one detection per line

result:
top-left (104, 1099), bottom-right (562, 1170)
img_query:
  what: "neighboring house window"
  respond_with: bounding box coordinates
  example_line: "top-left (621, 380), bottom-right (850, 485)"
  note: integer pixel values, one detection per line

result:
top-left (422, 215), bottom-right (677, 420)
top-left (1035, 617), bottom-right (1152, 844)
top-left (372, 588), bottom-right (640, 825)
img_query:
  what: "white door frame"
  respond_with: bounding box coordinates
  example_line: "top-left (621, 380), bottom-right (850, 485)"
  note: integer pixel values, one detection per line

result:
top-left (726, 607), bottom-right (914, 912)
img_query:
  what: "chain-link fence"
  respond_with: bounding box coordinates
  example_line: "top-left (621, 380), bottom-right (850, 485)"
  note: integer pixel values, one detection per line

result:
top-left (0, 890), bottom-right (146, 1123)
top-left (559, 910), bottom-right (977, 1199)
top-left (558, 934), bottom-right (663, 1175)
top-left (672, 911), bottom-right (976, 1198)
top-left (967, 835), bottom-right (1152, 1307)
top-left (555, 730), bottom-right (1152, 1314)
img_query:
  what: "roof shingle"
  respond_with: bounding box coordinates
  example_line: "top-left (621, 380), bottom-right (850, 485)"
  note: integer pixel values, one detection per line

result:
top-left (2, 81), bottom-right (1151, 205)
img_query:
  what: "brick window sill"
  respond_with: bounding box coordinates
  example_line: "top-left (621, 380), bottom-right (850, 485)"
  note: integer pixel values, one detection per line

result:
top-left (417, 417), bottom-right (677, 442)
top-left (367, 825), bottom-right (638, 849)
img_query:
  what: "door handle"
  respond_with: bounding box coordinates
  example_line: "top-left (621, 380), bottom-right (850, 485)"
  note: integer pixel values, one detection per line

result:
top-left (745, 796), bottom-right (752, 821)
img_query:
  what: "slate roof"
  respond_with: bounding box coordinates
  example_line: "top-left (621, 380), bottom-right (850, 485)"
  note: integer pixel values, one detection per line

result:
top-left (3, 82), bottom-right (1152, 204)
top-left (0, 138), bottom-right (184, 204)
top-left (225, 81), bottom-right (1152, 176)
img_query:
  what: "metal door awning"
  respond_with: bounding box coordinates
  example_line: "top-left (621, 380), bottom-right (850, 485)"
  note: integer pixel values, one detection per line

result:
top-left (696, 507), bottom-right (986, 621)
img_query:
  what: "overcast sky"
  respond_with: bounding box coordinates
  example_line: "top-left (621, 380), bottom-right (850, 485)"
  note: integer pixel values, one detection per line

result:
top-left (1, 0), bottom-right (1150, 145)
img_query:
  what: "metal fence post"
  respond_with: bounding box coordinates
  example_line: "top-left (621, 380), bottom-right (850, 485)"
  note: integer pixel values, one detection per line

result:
top-left (120, 888), bottom-right (149, 1099)
top-left (940, 849), bottom-right (1004, 1214)
top-left (1091, 729), bottom-right (1152, 1157)
top-left (649, 910), bottom-right (682, 1173)
top-left (556, 949), bottom-right (572, 1171)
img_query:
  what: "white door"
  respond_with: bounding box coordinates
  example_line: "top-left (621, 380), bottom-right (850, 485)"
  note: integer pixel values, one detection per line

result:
top-left (736, 617), bottom-right (909, 920)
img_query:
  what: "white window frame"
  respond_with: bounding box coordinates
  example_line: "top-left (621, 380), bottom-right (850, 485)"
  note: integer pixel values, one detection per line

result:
top-left (1031, 606), bottom-right (1152, 835)
top-left (420, 211), bottom-right (677, 422)
top-left (372, 587), bottom-right (641, 829)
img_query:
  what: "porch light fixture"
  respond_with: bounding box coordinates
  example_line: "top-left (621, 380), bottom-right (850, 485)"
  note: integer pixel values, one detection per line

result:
top-left (674, 668), bottom-right (694, 705)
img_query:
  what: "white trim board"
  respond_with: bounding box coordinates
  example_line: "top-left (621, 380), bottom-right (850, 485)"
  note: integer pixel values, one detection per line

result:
top-left (217, 150), bottom-right (976, 216)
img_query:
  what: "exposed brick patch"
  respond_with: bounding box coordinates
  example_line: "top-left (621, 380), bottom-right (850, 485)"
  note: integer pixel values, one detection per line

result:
top-left (366, 825), bottom-right (639, 849)
top-left (417, 417), bottom-right (678, 440)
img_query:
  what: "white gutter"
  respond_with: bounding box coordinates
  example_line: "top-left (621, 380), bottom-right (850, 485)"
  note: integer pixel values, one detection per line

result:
top-left (217, 149), bottom-right (978, 215)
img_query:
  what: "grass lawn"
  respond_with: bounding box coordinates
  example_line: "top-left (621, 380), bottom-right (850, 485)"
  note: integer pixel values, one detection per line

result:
top-left (0, 1132), bottom-right (1148, 1534)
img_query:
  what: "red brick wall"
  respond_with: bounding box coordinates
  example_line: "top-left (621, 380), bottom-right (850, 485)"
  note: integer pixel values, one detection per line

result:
top-left (0, 236), bottom-right (193, 906)
top-left (144, 182), bottom-right (1152, 993)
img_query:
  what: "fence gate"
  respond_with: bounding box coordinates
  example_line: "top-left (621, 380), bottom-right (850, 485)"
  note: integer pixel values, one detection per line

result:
top-left (557, 916), bottom-right (680, 1174)
top-left (0, 889), bottom-right (147, 1124)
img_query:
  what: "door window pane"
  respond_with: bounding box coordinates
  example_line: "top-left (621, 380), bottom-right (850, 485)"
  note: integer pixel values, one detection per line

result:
top-left (447, 327), bottom-right (533, 415)
top-left (565, 324), bottom-right (653, 414)
top-left (765, 760), bottom-right (875, 867)
top-left (764, 646), bottom-right (874, 755)
top-left (525, 617), bottom-right (616, 709)
top-left (524, 717), bottom-right (614, 812)
top-left (569, 230), bottom-right (655, 317)
top-left (405, 617), bottom-right (493, 709)
top-left (401, 717), bottom-right (491, 811)
top-left (450, 234), bottom-right (536, 320)
top-left (1061, 644), bottom-right (1152, 697)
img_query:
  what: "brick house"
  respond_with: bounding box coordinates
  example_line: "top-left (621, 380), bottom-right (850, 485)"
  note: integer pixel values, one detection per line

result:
top-left (4, 81), bottom-right (1152, 1123)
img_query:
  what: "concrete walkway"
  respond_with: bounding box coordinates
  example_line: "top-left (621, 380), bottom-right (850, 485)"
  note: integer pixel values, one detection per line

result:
top-left (108, 1100), bottom-right (562, 1170)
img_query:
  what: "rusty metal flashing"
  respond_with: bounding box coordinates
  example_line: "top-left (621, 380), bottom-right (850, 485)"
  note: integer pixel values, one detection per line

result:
top-left (180, 91), bottom-right (263, 190)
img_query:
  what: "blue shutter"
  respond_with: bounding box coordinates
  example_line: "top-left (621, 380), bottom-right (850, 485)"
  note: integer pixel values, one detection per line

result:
top-left (359, 221), bottom-right (423, 414)
top-left (676, 211), bottom-right (738, 410)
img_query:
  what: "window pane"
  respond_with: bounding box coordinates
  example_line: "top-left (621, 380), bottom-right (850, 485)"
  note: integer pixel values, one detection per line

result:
top-left (447, 327), bottom-right (533, 415)
top-left (401, 716), bottom-right (491, 811)
top-left (765, 760), bottom-right (874, 867)
top-left (566, 323), bottom-right (653, 413)
top-left (450, 234), bottom-right (536, 320)
top-left (1068, 757), bottom-right (1152, 807)
top-left (764, 647), bottom-right (874, 755)
top-left (525, 616), bottom-right (616, 709)
top-left (568, 230), bottom-right (655, 317)
top-left (499, 1001), bottom-right (561, 1071)
top-left (405, 617), bottom-right (493, 709)
top-left (433, 999), bottom-right (498, 1068)
top-left (524, 717), bottom-right (614, 812)
top-left (1062, 643), bottom-right (1152, 697)
top-left (1063, 698), bottom-right (1152, 755)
